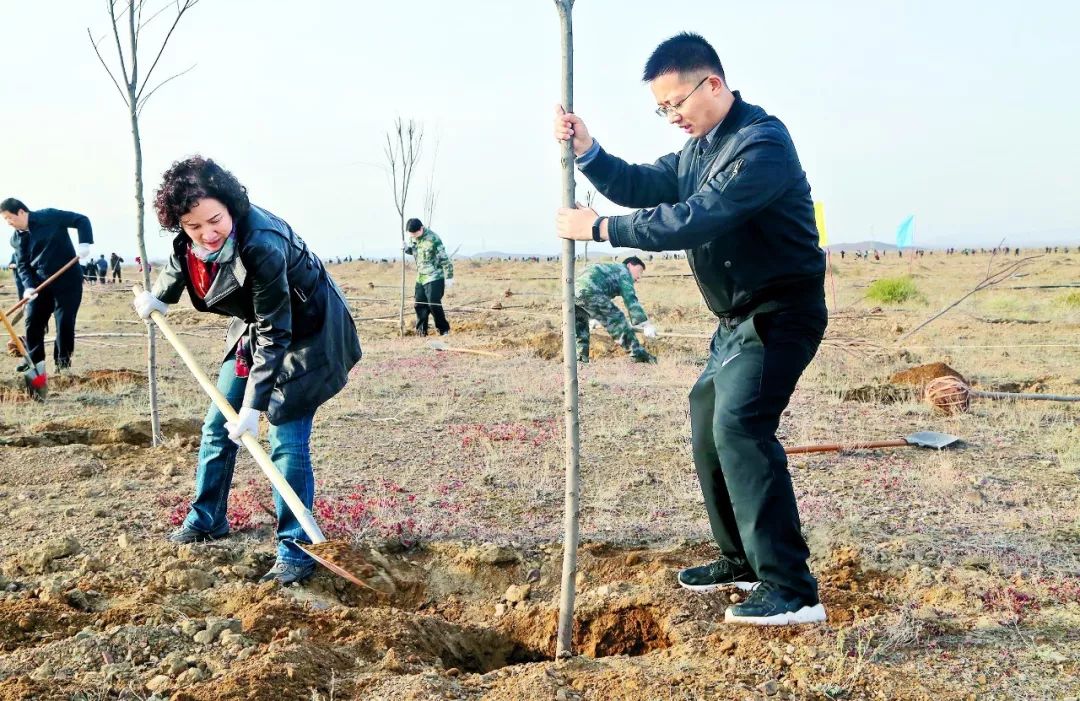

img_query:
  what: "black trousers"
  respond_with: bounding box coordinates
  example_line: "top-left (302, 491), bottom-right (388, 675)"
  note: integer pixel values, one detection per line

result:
top-left (414, 279), bottom-right (449, 335)
top-left (688, 303), bottom-right (826, 602)
top-left (25, 283), bottom-right (82, 366)
top-left (112, 267), bottom-right (122, 282)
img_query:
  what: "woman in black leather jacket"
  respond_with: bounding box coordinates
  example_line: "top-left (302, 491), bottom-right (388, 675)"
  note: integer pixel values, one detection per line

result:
top-left (133, 156), bottom-right (361, 584)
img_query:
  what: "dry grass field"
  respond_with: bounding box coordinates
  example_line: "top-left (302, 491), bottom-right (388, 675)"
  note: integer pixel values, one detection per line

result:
top-left (0, 249), bottom-right (1076, 700)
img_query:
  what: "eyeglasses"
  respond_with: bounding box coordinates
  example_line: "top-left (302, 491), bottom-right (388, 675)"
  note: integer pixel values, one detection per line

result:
top-left (654, 76), bottom-right (710, 118)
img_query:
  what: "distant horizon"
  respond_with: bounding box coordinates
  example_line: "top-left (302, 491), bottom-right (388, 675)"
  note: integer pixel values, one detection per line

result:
top-left (122, 236), bottom-right (1077, 264)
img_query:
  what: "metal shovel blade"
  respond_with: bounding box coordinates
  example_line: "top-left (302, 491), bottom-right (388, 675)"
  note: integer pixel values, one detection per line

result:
top-left (299, 541), bottom-right (378, 590)
top-left (904, 431), bottom-right (961, 450)
top-left (427, 340), bottom-right (449, 352)
top-left (24, 363), bottom-right (47, 401)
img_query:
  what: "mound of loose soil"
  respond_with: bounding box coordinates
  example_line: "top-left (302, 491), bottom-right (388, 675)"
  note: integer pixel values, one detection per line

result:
top-left (0, 416), bottom-right (201, 448)
top-left (0, 369), bottom-right (145, 403)
top-left (889, 362), bottom-right (966, 387)
top-left (53, 369), bottom-right (146, 391)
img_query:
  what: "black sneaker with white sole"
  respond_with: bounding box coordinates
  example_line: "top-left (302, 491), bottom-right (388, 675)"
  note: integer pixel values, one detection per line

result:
top-left (724, 581), bottom-right (826, 626)
top-left (677, 556), bottom-right (758, 593)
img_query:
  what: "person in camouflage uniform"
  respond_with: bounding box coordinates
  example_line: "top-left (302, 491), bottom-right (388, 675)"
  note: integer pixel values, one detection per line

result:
top-left (403, 218), bottom-right (454, 335)
top-left (575, 256), bottom-right (656, 363)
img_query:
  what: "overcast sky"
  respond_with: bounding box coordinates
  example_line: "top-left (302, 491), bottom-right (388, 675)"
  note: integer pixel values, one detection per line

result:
top-left (5, 1), bottom-right (1079, 260)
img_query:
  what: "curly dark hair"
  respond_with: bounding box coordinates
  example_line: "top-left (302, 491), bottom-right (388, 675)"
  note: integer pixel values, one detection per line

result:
top-left (154, 156), bottom-right (251, 232)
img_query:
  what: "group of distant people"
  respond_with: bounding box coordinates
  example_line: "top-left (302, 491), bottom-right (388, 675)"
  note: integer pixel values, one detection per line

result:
top-left (82, 253), bottom-right (124, 284)
top-left (837, 246), bottom-right (1041, 261)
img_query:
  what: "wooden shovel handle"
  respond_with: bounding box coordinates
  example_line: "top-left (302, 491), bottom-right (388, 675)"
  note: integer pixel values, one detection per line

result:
top-left (132, 284), bottom-right (326, 544)
top-left (0, 305), bottom-right (33, 366)
top-left (5, 257), bottom-right (80, 317)
top-left (786, 439), bottom-right (911, 455)
top-left (434, 347), bottom-right (502, 358)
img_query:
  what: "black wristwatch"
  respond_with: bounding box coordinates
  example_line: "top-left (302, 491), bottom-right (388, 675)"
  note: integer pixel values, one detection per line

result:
top-left (591, 216), bottom-right (606, 242)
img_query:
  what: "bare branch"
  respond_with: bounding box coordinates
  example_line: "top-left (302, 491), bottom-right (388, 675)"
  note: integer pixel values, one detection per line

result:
top-left (393, 118), bottom-right (424, 224)
top-left (384, 132), bottom-right (403, 218)
top-left (108, 0), bottom-right (132, 88)
top-left (128, 0), bottom-right (139, 90)
top-left (138, 0), bottom-right (179, 30)
top-left (136, 63), bottom-right (196, 116)
top-left (133, 0), bottom-right (186, 33)
top-left (897, 254), bottom-right (1045, 342)
top-left (137, 0), bottom-right (201, 101)
top-left (87, 28), bottom-right (131, 106)
top-left (424, 130), bottom-right (440, 226)
top-left (985, 237), bottom-right (1006, 279)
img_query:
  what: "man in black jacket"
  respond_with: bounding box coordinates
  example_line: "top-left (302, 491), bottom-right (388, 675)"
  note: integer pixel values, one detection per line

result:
top-left (1, 198), bottom-right (93, 370)
top-left (555, 33), bottom-right (827, 626)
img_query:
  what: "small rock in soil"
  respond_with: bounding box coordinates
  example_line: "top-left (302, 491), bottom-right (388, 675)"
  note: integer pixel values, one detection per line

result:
top-left (463, 542), bottom-right (519, 565)
top-left (504, 584), bottom-right (530, 603)
top-left (146, 674), bottom-right (172, 694)
top-left (164, 569), bottom-right (213, 591)
top-left (176, 667), bottom-right (206, 686)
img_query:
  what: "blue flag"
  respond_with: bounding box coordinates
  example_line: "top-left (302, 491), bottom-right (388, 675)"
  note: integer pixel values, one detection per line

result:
top-left (895, 215), bottom-right (915, 249)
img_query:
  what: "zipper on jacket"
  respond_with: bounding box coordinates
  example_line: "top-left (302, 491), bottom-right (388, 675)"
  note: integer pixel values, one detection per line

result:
top-left (718, 158), bottom-right (744, 194)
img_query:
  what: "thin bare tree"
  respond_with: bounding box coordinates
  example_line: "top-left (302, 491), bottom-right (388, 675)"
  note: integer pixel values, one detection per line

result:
top-left (423, 132), bottom-right (441, 228)
top-left (554, 0), bottom-right (581, 660)
top-left (88, 0), bottom-right (203, 446)
top-left (384, 118), bottom-right (424, 337)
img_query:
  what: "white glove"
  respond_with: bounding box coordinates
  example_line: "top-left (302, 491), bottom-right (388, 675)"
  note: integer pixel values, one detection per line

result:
top-left (78, 243), bottom-right (91, 264)
top-left (22, 287), bottom-right (37, 301)
top-left (641, 321), bottom-right (658, 339)
top-left (588, 318), bottom-right (601, 330)
top-left (446, 278), bottom-right (455, 288)
top-left (224, 407), bottom-right (261, 446)
top-left (132, 290), bottom-right (168, 319)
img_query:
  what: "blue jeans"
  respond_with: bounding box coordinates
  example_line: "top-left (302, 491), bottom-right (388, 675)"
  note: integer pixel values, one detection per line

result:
top-left (183, 357), bottom-right (316, 565)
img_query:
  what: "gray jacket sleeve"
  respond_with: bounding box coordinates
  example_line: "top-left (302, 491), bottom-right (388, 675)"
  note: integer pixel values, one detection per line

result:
top-left (579, 145), bottom-right (681, 209)
top-left (606, 136), bottom-right (794, 252)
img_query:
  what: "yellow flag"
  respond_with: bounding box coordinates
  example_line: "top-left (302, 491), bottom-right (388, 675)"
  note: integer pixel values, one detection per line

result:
top-left (814, 201), bottom-right (828, 247)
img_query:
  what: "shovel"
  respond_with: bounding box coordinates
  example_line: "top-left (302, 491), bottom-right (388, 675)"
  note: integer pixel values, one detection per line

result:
top-left (427, 339), bottom-right (502, 358)
top-left (4, 256), bottom-right (80, 319)
top-left (785, 431), bottom-right (961, 455)
top-left (0, 305), bottom-right (46, 400)
top-left (133, 285), bottom-right (375, 589)
top-left (3, 256), bottom-right (81, 357)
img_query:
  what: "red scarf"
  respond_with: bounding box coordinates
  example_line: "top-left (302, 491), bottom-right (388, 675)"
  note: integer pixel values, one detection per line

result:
top-left (185, 248), bottom-right (218, 299)
top-left (185, 246), bottom-right (248, 377)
